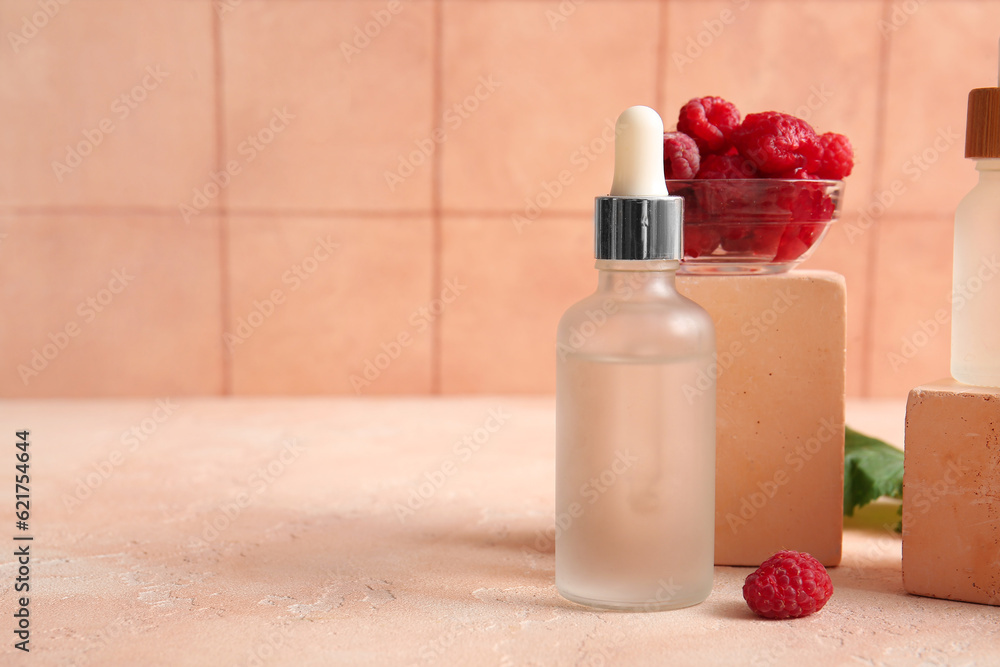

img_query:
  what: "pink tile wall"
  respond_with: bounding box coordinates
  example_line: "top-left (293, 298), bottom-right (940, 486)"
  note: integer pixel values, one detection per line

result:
top-left (0, 0), bottom-right (993, 398)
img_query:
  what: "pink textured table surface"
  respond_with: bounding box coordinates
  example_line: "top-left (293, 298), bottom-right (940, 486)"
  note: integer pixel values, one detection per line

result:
top-left (0, 397), bottom-right (997, 666)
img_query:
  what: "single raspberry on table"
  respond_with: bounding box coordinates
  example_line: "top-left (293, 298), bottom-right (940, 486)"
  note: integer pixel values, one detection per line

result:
top-left (816, 132), bottom-right (854, 180)
top-left (696, 153), bottom-right (757, 179)
top-left (743, 550), bottom-right (833, 619)
top-left (663, 132), bottom-right (700, 179)
top-left (677, 96), bottom-right (742, 155)
top-left (731, 112), bottom-right (822, 176)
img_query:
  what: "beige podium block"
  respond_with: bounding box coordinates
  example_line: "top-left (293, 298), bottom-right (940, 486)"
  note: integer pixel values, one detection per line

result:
top-left (678, 270), bottom-right (845, 567)
top-left (903, 379), bottom-right (1000, 605)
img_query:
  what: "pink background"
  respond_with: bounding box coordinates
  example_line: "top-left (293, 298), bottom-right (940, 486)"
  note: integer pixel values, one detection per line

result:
top-left (1, 0), bottom-right (995, 398)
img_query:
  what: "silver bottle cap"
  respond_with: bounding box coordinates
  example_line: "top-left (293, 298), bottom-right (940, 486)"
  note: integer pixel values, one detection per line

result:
top-left (594, 195), bottom-right (683, 260)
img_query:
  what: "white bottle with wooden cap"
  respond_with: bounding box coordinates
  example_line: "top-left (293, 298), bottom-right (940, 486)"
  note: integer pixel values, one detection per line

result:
top-left (952, 70), bottom-right (1000, 387)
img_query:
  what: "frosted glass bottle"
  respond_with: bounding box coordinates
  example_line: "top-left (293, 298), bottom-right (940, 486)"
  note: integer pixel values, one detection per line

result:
top-left (952, 165), bottom-right (1000, 386)
top-left (555, 259), bottom-right (716, 610)
top-left (953, 84), bottom-right (1000, 385)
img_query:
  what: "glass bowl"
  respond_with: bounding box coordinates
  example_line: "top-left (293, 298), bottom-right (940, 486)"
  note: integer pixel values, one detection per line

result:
top-left (666, 179), bottom-right (844, 275)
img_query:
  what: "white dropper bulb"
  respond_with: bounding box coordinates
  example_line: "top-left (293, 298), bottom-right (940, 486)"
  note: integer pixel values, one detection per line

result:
top-left (609, 105), bottom-right (669, 197)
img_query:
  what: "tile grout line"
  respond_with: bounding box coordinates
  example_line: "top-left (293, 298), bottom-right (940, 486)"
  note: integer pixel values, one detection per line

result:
top-left (213, 3), bottom-right (232, 396)
top-left (0, 207), bottom-right (435, 218)
top-left (431, 0), bottom-right (444, 395)
top-left (0, 206), bottom-right (948, 222)
top-left (860, 0), bottom-right (894, 399)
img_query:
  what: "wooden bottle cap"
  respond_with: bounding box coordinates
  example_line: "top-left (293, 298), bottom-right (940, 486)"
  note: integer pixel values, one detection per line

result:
top-left (966, 88), bottom-right (1000, 158)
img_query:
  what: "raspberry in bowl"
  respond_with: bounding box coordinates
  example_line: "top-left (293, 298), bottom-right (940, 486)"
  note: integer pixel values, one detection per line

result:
top-left (664, 98), bottom-right (851, 275)
top-left (667, 178), bottom-right (844, 275)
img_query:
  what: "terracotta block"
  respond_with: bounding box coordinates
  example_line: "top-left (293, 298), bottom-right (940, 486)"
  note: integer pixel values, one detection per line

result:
top-left (678, 270), bottom-right (846, 566)
top-left (903, 379), bottom-right (1000, 605)
top-left (800, 217), bottom-right (872, 397)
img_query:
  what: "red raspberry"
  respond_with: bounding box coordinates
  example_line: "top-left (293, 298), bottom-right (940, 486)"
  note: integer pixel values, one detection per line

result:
top-left (774, 225), bottom-right (811, 262)
top-left (782, 181), bottom-right (836, 222)
top-left (743, 550), bottom-right (833, 619)
top-left (731, 112), bottom-right (822, 176)
top-left (720, 224), bottom-right (754, 253)
top-left (799, 222), bottom-right (824, 246)
top-left (663, 132), bottom-right (700, 179)
top-left (683, 225), bottom-right (721, 258)
top-left (750, 223), bottom-right (785, 258)
top-left (772, 168), bottom-right (816, 180)
top-left (816, 132), bottom-right (854, 180)
top-left (696, 153), bottom-right (757, 179)
top-left (774, 222), bottom-right (828, 262)
top-left (677, 96), bottom-right (741, 155)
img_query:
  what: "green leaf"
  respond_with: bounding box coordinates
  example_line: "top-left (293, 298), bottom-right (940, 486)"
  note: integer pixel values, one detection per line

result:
top-left (843, 426), bottom-right (904, 517)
